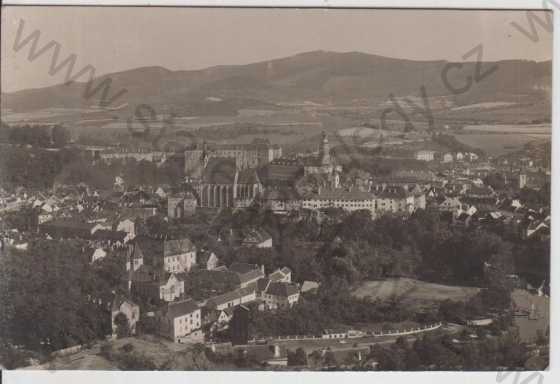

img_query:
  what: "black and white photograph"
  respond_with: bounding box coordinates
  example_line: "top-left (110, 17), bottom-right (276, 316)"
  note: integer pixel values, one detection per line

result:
top-left (0, 3), bottom-right (554, 377)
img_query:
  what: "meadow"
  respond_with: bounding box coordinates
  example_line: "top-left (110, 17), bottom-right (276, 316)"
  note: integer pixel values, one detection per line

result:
top-left (453, 133), bottom-right (549, 156)
top-left (352, 278), bottom-right (481, 310)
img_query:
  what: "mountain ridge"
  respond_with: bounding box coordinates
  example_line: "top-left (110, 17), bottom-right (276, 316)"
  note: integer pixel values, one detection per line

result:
top-left (1, 50), bottom-right (552, 114)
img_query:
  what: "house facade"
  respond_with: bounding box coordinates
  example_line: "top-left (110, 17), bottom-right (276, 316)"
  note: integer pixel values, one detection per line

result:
top-left (263, 282), bottom-right (300, 310)
top-left (131, 236), bottom-right (197, 274)
top-left (158, 299), bottom-right (202, 343)
top-left (302, 189), bottom-right (377, 217)
top-left (159, 273), bottom-right (185, 302)
top-left (207, 286), bottom-right (257, 311)
top-left (111, 297), bottom-right (140, 337)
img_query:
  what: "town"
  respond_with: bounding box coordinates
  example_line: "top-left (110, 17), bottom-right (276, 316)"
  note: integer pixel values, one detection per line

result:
top-left (0, 5), bottom-right (553, 374)
top-left (0, 122), bottom-right (551, 370)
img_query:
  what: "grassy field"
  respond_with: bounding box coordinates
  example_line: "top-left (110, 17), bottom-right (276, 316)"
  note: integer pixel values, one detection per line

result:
top-left (352, 278), bottom-right (480, 309)
top-left (463, 124), bottom-right (551, 134)
top-left (453, 133), bottom-right (549, 156)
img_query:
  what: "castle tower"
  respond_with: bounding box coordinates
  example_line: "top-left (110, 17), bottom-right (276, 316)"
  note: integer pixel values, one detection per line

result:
top-left (320, 131), bottom-right (330, 166)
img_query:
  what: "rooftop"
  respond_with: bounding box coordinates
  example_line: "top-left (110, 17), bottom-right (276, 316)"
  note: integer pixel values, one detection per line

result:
top-left (229, 262), bottom-right (260, 275)
top-left (265, 282), bottom-right (299, 297)
top-left (201, 158), bottom-right (237, 184)
top-left (206, 286), bottom-right (256, 308)
top-left (166, 299), bottom-right (200, 318)
top-left (307, 189), bottom-right (375, 201)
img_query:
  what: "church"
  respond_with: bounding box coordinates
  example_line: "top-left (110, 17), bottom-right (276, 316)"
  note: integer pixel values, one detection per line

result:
top-left (184, 142), bottom-right (264, 209)
top-left (184, 139), bottom-right (282, 177)
top-left (194, 158), bottom-right (263, 209)
top-left (303, 132), bottom-right (342, 188)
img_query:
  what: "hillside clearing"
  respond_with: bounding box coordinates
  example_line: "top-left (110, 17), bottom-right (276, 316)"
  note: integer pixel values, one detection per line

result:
top-left (352, 278), bottom-right (481, 309)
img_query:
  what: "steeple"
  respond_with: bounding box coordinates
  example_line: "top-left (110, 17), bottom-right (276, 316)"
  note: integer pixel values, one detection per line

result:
top-left (320, 131), bottom-right (330, 166)
top-left (201, 140), bottom-right (209, 167)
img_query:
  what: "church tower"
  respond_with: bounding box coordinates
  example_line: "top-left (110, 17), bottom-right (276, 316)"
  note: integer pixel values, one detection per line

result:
top-left (201, 140), bottom-right (209, 168)
top-left (320, 131), bottom-right (330, 166)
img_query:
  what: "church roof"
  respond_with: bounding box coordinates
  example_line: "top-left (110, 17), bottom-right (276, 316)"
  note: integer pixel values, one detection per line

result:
top-left (202, 158), bottom-right (236, 184)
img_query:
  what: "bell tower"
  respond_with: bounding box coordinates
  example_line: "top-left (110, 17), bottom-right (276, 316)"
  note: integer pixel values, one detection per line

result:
top-left (320, 131), bottom-right (330, 166)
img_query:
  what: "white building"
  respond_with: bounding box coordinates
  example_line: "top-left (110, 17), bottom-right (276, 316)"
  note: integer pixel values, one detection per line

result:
top-left (116, 218), bottom-right (137, 243)
top-left (442, 153), bottom-right (454, 163)
top-left (159, 273), bottom-right (185, 302)
top-left (130, 236), bottom-right (197, 274)
top-left (207, 286), bottom-right (257, 311)
top-left (263, 282), bottom-right (300, 310)
top-left (376, 186), bottom-right (424, 214)
top-left (415, 150), bottom-right (436, 162)
top-left (91, 248), bottom-right (107, 263)
top-left (302, 189), bottom-right (377, 217)
top-left (111, 297), bottom-right (140, 338)
top-left (158, 299), bottom-right (202, 343)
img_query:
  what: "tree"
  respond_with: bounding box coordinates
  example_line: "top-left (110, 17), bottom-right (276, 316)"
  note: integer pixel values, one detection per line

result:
top-left (536, 329), bottom-right (548, 346)
top-left (114, 312), bottom-right (131, 338)
top-left (0, 239), bottom-right (124, 352)
top-left (370, 344), bottom-right (405, 370)
top-left (324, 350), bottom-right (337, 368)
top-left (52, 125), bottom-right (70, 148)
top-left (287, 348), bottom-right (308, 366)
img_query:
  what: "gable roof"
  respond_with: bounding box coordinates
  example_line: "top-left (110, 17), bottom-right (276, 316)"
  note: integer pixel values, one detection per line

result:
top-left (202, 158), bottom-right (236, 184)
top-left (134, 236), bottom-right (195, 264)
top-left (377, 186), bottom-right (413, 199)
top-left (237, 168), bottom-right (260, 185)
top-left (111, 294), bottom-right (138, 312)
top-left (239, 269), bottom-right (265, 285)
top-left (256, 277), bottom-right (271, 293)
top-left (164, 238), bottom-right (196, 256)
top-left (242, 229), bottom-right (271, 244)
top-left (229, 262), bottom-right (260, 274)
top-left (309, 189), bottom-right (375, 201)
top-left (265, 282), bottom-right (299, 297)
top-left (222, 307), bottom-right (236, 317)
top-left (129, 265), bottom-right (175, 285)
top-left (165, 299), bottom-right (200, 319)
top-left (92, 229), bottom-right (127, 241)
top-left (301, 280), bottom-right (320, 293)
top-left (206, 286), bottom-right (256, 308)
top-left (269, 267), bottom-right (292, 282)
top-left (269, 270), bottom-right (285, 282)
top-left (280, 267), bottom-right (292, 275)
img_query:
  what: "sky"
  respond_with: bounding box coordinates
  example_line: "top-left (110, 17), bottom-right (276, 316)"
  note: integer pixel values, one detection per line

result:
top-left (0, 6), bottom-right (553, 92)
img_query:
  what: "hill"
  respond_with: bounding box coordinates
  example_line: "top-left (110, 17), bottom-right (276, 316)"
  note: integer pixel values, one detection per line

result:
top-left (1, 50), bottom-right (551, 116)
